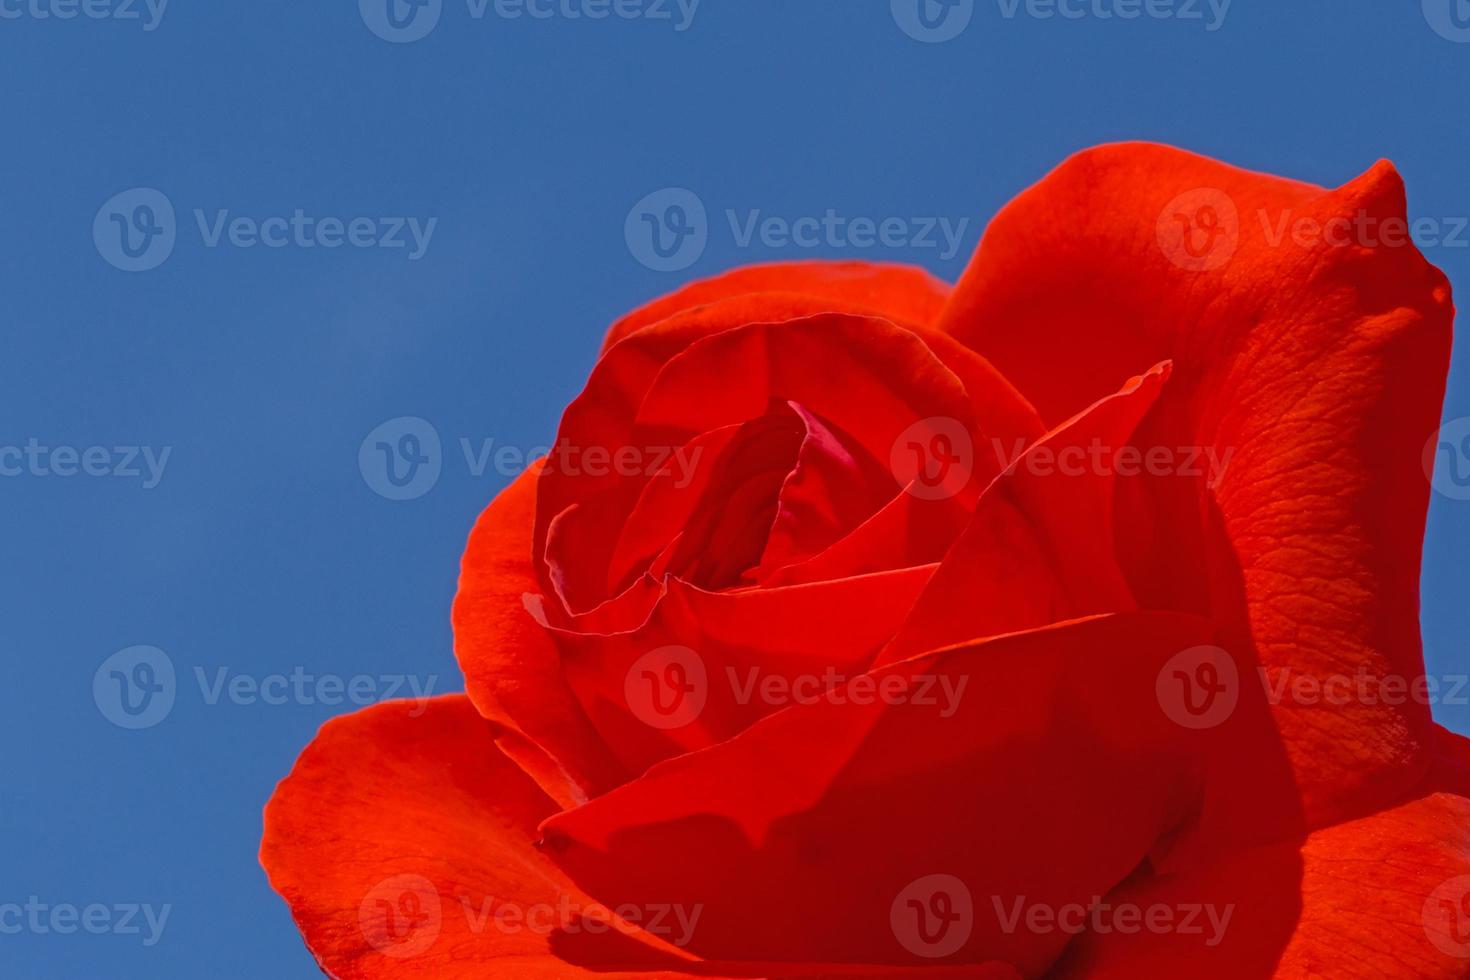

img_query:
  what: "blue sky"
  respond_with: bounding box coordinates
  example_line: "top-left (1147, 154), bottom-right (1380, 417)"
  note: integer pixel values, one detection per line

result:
top-left (1, 2), bottom-right (1468, 976)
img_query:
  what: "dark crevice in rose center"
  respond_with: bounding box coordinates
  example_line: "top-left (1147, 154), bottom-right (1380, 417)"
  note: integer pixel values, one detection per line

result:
top-left (663, 402), bottom-right (808, 590)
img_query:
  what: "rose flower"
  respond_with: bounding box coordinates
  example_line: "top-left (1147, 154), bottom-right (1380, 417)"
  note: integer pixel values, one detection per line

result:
top-left (262, 142), bottom-right (1469, 978)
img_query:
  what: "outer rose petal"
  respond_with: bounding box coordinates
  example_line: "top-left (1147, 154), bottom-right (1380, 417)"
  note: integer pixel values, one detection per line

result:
top-left (939, 142), bottom-right (1454, 832)
top-left (603, 260), bottom-right (951, 352)
top-left (259, 696), bottom-right (704, 979)
top-left (541, 612), bottom-right (1214, 974)
top-left (1052, 790), bottom-right (1470, 979)
top-left (453, 462), bottom-right (627, 804)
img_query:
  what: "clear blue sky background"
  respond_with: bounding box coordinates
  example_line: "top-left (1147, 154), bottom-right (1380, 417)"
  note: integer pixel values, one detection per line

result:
top-left (2, 2), bottom-right (1467, 976)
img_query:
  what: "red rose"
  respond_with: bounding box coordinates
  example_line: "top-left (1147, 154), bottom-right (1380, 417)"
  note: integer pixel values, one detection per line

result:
top-left (262, 143), bottom-right (1469, 978)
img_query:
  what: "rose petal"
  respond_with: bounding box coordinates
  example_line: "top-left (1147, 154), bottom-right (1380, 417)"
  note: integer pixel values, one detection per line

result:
top-left (758, 482), bottom-right (971, 588)
top-left (541, 612), bottom-right (1214, 972)
top-left (604, 260), bottom-right (952, 352)
top-left (940, 141), bottom-right (1455, 830)
top-left (454, 462), bottom-right (627, 803)
top-left (630, 316), bottom-right (979, 480)
top-left (552, 565), bottom-right (936, 775)
top-left (877, 361), bottom-right (1169, 665)
top-left (1052, 789), bottom-right (1470, 979)
top-left (753, 401), bottom-right (901, 580)
top-left (259, 696), bottom-right (700, 978)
